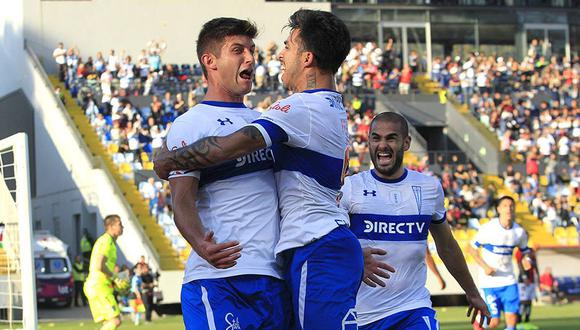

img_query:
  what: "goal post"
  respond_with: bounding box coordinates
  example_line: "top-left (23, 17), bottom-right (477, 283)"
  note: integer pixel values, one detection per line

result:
top-left (0, 133), bottom-right (37, 330)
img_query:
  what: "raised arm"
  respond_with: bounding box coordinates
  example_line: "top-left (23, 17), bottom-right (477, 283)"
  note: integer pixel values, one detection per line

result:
top-left (154, 126), bottom-right (265, 180)
top-left (430, 223), bottom-right (490, 326)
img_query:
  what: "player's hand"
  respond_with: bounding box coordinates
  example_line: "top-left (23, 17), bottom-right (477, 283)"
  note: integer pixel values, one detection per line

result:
top-left (153, 141), bottom-right (173, 180)
top-left (362, 247), bottom-right (396, 288)
top-left (484, 266), bottom-right (496, 276)
top-left (466, 292), bottom-right (491, 328)
top-left (522, 256), bottom-right (532, 271)
top-left (437, 276), bottom-right (447, 290)
top-left (195, 231), bottom-right (242, 269)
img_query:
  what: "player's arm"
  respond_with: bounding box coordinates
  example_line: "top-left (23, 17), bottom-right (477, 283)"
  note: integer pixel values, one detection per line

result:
top-left (170, 176), bottom-right (242, 269)
top-left (94, 254), bottom-right (113, 279)
top-left (430, 222), bottom-right (490, 326)
top-left (518, 230), bottom-right (533, 271)
top-left (425, 248), bottom-right (446, 290)
top-left (467, 243), bottom-right (496, 276)
top-left (154, 126), bottom-right (265, 180)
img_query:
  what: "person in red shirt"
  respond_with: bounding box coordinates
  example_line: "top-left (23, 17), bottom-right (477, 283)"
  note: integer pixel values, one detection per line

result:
top-left (539, 267), bottom-right (557, 304)
top-left (399, 64), bottom-right (413, 95)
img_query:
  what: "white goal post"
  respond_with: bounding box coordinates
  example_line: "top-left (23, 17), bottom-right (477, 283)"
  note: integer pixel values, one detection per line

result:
top-left (0, 133), bottom-right (37, 330)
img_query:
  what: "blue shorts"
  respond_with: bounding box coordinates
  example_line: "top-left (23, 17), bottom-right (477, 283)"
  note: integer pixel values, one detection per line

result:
top-left (181, 275), bottom-right (291, 330)
top-left (359, 308), bottom-right (438, 330)
top-left (482, 284), bottom-right (520, 318)
top-left (283, 226), bottom-right (364, 330)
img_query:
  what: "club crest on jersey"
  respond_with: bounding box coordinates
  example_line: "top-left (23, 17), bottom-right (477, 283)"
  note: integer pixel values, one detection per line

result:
top-left (217, 118), bottom-right (233, 125)
top-left (389, 191), bottom-right (402, 204)
top-left (225, 312), bottom-right (241, 330)
top-left (363, 190), bottom-right (377, 197)
top-left (412, 186), bottom-right (422, 214)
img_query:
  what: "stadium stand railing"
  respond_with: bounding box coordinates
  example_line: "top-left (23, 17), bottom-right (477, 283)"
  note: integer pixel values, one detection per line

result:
top-left (48, 76), bottom-right (183, 270)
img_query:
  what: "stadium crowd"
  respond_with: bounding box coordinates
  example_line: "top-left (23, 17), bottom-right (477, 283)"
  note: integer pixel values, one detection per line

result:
top-left (431, 42), bottom-right (580, 233)
top-left (53, 38), bottom-right (579, 255)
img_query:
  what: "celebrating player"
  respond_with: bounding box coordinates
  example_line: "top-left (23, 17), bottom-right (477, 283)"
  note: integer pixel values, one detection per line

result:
top-left (166, 18), bottom-right (289, 329)
top-left (341, 112), bottom-right (489, 329)
top-left (468, 195), bottom-right (532, 330)
top-left (155, 9), bottom-right (364, 329)
top-left (84, 215), bottom-right (124, 330)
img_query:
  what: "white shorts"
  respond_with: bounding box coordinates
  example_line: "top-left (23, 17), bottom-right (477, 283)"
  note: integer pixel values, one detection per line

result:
top-left (518, 283), bottom-right (536, 301)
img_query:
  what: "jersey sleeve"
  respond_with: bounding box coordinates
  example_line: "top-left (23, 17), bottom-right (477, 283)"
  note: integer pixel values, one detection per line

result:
top-left (166, 115), bottom-right (202, 179)
top-left (339, 176), bottom-right (353, 212)
top-left (431, 179), bottom-right (447, 224)
top-left (249, 95), bottom-right (310, 148)
top-left (518, 229), bottom-right (531, 253)
top-left (471, 225), bottom-right (486, 249)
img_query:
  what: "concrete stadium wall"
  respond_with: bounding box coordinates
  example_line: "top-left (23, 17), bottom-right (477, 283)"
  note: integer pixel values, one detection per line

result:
top-left (23, 0), bottom-right (330, 71)
top-left (1, 0), bottom-right (161, 271)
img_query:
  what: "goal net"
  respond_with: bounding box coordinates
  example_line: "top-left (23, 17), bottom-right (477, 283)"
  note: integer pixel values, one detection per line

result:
top-left (0, 133), bottom-right (37, 330)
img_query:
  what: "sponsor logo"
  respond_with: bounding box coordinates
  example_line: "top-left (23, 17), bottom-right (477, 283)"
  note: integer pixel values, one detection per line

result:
top-left (217, 118), bottom-right (234, 125)
top-left (235, 148), bottom-right (273, 167)
top-left (363, 190), bottom-right (377, 197)
top-left (270, 103), bottom-right (291, 113)
top-left (363, 220), bottom-right (426, 234)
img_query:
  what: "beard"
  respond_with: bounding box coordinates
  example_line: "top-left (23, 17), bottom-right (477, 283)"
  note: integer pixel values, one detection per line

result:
top-left (373, 146), bottom-right (405, 177)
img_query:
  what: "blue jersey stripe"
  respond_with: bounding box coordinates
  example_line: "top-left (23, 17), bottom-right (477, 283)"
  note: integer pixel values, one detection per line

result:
top-left (273, 145), bottom-right (344, 190)
top-left (199, 149), bottom-right (274, 186)
top-left (253, 119), bottom-right (289, 144)
top-left (481, 244), bottom-right (515, 255)
top-left (350, 213), bottom-right (432, 241)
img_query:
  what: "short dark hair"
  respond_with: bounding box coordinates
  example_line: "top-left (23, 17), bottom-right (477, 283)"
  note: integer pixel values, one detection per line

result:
top-left (104, 214), bottom-right (120, 228)
top-left (495, 195), bottom-right (515, 211)
top-left (196, 18), bottom-right (258, 78)
top-left (370, 112), bottom-right (409, 137)
top-left (286, 9), bottom-right (350, 74)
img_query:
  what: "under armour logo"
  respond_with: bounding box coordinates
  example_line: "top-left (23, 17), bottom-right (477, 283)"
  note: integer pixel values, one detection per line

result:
top-left (225, 313), bottom-right (241, 330)
top-left (217, 118), bottom-right (233, 125)
top-left (363, 190), bottom-right (377, 196)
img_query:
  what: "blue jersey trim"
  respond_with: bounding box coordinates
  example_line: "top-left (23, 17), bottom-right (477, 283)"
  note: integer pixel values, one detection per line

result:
top-left (253, 119), bottom-right (289, 143)
top-left (350, 213), bottom-right (432, 241)
top-left (273, 145), bottom-right (343, 190)
top-left (199, 149), bottom-right (274, 186)
top-left (301, 88), bottom-right (341, 94)
top-left (432, 211), bottom-right (447, 224)
top-left (371, 168), bottom-right (408, 183)
top-left (200, 101), bottom-right (247, 108)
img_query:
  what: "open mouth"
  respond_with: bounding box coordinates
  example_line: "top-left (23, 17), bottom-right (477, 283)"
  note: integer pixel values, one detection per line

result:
top-left (239, 68), bottom-right (253, 80)
top-left (377, 151), bottom-right (393, 165)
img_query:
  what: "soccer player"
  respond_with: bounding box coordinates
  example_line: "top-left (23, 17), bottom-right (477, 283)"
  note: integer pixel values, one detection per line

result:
top-left (341, 112), bottom-right (489, 329)
top-left (155, 9), bottom-right (364, 329)
top-left (166, 18), bottom-right (289, 329)
top-left (84, 214), bottom-right (124, 330)
top-left (468, 195), bottom-right (532, 330)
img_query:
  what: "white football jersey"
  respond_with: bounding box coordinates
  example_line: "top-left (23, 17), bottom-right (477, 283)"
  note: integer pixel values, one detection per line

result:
top-left (471, 218), bottom-right (529, 288)
top-left (166, 101), bottom-right (282, 283)
top-left (250, 89), bottom-right (350, 255)
top-left (340, 169), bottom-right (446, 326)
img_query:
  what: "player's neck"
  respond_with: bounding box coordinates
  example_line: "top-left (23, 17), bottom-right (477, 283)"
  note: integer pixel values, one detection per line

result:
top-left (374, 166), bottom-right (406, 181)
top-left (295, 69), bottom-right (336, 93)
top-left (499, 218), bottom-right (513, 229)
top-left (203, 86), bottom-right (244, 104)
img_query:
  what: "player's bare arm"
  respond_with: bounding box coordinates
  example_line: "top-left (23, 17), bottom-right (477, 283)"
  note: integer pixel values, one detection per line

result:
top-left (467, 244), bottom-right (496, 275)
top-left (154, 126), bottom-right (265, 180)
top-left (362, 247), bottom-right (396, 288)
top-left (430, 222), bottom-right (490, 327)
top-left (425, 248), bottom-right (446, 290)
top-left (170, 176), bottom-right (242, 269)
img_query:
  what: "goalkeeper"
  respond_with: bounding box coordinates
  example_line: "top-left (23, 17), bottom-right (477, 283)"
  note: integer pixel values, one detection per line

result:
top-left (84, 215), bottom-right (124, 330)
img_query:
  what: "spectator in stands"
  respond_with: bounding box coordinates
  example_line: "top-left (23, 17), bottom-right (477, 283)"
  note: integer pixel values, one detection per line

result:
top-left (53, 42), bottom-right (67, 82)
top-left (399, 64), bottom-right (412, 95)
